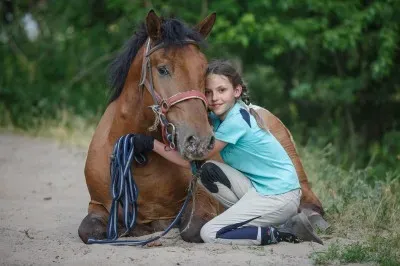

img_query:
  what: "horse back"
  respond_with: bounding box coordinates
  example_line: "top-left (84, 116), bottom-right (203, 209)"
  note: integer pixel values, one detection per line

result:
top-left (250, 105), bottom-right (308, 185)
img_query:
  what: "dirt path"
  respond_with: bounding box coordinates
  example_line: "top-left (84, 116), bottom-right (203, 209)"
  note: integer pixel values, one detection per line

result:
top-left (0, 133), bottom-right (334, 265)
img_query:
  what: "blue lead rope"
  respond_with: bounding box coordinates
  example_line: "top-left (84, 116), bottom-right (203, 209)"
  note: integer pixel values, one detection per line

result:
top-left (87, 134), bottom-right (197, 246)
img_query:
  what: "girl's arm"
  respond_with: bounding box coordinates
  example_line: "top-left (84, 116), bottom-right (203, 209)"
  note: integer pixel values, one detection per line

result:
top-left (152, 138), bottom-right (227, 168)
top-left (204, 138), bottom-right (227, 158)
top-left (153, 140), bottom-right (191, 168)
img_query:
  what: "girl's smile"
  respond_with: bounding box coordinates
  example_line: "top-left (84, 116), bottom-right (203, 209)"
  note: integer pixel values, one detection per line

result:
top-left (205, 74), bottom-right (242, 120)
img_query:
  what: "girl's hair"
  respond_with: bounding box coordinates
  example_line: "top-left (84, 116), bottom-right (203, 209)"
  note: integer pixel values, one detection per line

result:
top-left (206, 59), bottom-right (270, 132)
top-left (206, 59), bottom-right (250, 104)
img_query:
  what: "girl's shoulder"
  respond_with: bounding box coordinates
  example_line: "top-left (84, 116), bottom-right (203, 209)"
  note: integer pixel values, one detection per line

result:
top-left (211, 104), bottom-right (251, 145)
top-left (226, 103), bottom-right (253, 129)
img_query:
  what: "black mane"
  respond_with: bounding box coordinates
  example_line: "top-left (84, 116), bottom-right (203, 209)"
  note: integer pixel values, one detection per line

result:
top-left (108, 18), bottom-right (205, 103)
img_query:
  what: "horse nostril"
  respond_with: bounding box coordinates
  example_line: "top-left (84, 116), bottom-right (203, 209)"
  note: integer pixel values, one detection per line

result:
top-left (207, 136), bottom-right (215, 150)
top-left (186, 136), bottom-right (196, 146)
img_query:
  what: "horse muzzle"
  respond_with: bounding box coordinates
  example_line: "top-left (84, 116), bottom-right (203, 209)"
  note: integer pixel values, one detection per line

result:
top-left (176, 125), bottom-right (215, 160)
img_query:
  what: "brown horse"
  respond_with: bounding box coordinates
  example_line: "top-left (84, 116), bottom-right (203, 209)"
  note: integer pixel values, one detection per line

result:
top-left (78, 11), bottom-right (221, 244)
top-left (78, 10), bottom-right (327, 244)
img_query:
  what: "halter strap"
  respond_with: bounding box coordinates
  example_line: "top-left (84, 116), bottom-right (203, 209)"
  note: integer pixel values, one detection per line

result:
top-left (139, 38), bottom-right (207, 108)
top-left (160, 90), bottom-right (208, 114)
top-left (139, 39), bottom-right (160, 104)
top-left (138, 38), bottom-right (208, 149)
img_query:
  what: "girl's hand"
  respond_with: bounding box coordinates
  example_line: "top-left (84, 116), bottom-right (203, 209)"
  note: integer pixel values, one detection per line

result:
top-left (152, 137), bottom-right (227, 169)
top-left (153, 139), bottom-right (191, 168)
top-left (133, 134), bottom-right (155, 155)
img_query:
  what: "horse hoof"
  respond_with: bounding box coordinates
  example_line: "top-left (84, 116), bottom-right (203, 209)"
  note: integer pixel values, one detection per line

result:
top-left (78, 213), bottom-right (107, 244)
top-left (291, 212), bottom-right (324, 245)
top-left (179, 215), bottom-right (208, 243)
top-left (301, 209), bottom-right (330, 231)
top-left (309, 214), bottom-right (330, 231)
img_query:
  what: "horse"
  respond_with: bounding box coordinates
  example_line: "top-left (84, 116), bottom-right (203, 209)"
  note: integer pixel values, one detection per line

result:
top-left (78, 10), bottom-right (327, 244)
top-left (78, 10), bottom-right (221, 244)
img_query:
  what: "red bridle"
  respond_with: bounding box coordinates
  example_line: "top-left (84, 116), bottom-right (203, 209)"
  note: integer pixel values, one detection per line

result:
top-left (138, 38), bottom-right (208, 149)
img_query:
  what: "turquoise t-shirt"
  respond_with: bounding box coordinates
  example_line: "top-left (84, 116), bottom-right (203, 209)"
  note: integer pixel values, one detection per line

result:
top-left (210, 102), bottom-right (300, 196)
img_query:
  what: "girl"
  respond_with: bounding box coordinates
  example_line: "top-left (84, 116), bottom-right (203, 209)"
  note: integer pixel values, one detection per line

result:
top-left (134, 59), bottom-right (322, 245)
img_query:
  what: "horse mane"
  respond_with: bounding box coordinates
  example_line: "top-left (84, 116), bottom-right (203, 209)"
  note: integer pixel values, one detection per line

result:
top-left (108, 18), bottom-right (205, 103)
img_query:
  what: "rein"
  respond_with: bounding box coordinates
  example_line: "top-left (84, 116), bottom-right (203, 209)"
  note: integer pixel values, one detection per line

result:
top-left (87, 134), bottom-right (199, 246)
top-left (139, 38), bottom-right (208, 149)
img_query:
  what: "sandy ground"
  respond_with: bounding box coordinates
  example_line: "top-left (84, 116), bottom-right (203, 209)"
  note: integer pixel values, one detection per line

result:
top-left (0, 133), bottom-right (340, 266)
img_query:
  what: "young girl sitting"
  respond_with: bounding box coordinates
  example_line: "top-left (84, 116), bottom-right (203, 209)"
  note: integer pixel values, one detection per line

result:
top-left (133, 59), bottom-right (322, 246)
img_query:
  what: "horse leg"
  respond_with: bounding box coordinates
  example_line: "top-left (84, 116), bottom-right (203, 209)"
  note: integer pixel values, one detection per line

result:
top-left (78, 113), bottom-right (115, 243)
top-left (179, 184), bottom-right (221, 243)
top-left (79, 202), bottom-right (149, 243)
top-left (298, 180), bottom-right (330, 231)
top-left (79, 203), bottom-right (176, 244)
top-left (296, 176), bottom-right (329, 231)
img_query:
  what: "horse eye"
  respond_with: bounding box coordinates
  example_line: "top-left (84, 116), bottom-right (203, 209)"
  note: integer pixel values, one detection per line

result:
top-left (157, 66), bottom-right (169, 76)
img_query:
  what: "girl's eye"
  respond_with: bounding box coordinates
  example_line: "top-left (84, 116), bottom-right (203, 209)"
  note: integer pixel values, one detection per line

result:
top-left (218, 88), bottom-right (225, 93)
top-left (157, 66), bottom-right (169, 76)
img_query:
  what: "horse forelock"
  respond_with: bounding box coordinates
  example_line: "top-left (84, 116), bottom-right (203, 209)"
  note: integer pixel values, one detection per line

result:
top-left (107, 18), bottom-right (206, 104)
top-left (159, 18), bottom-right (205, 47)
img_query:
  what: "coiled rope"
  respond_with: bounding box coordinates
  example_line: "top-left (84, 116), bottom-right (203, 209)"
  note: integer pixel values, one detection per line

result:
top-left (87, 134), bottom-right (198, 246)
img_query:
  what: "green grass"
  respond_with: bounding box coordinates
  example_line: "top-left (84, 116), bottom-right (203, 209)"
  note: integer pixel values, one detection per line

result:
top-left (0, 105), bottom-right (98, 147)
top-left (311, 236), bottom-right (400, 265)
top-left (302, 146), bottom-right (400, 265)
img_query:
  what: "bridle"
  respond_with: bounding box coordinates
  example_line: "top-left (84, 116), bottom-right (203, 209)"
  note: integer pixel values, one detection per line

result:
top-left (138, 38), bottom-right (208, 149)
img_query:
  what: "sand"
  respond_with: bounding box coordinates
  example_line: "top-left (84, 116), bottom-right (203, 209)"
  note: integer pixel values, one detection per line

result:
top-left (0, 133), bottom-right (337, 266)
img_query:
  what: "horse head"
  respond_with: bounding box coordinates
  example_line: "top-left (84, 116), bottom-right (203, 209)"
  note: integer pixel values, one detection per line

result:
top-left (142, 11), bottom-right (216, 160)
top-left (109, 11), bottom-right (216, 160)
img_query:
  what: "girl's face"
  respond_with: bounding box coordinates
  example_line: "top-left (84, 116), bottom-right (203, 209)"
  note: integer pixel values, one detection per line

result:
top-left (205, 74), bottom-right (242, 120)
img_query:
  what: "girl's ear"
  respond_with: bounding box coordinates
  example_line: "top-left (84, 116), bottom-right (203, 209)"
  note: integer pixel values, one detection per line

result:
top-left (234, 84), bottom-right (243, 98)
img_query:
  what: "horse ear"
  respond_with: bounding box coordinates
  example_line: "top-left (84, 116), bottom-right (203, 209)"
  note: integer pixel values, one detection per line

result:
top-left (194, 12), bottom-right (216, 39)
top-left (146, 10), bottom-right (161, 41)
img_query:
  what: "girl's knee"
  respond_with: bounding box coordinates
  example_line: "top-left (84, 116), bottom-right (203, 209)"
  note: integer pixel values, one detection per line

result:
top-left (200, 222), bottom-right (217, 243)
top-left (200, 162), bottom-right (231, 193)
